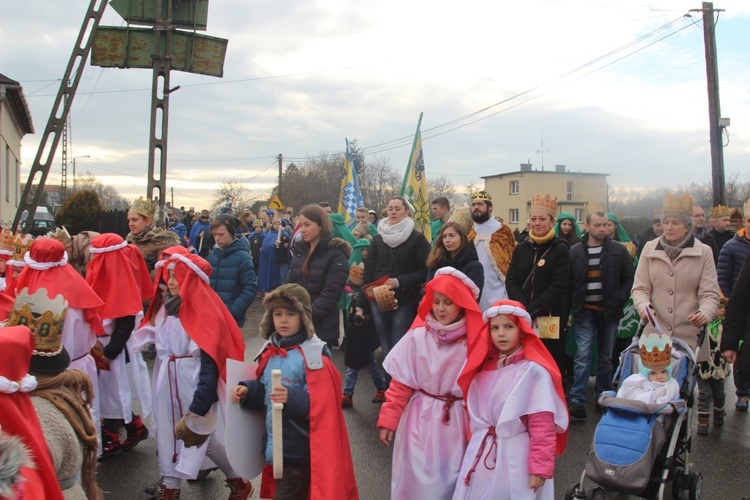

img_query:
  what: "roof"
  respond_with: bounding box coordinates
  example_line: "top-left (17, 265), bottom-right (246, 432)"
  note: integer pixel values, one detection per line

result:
top-left (0, 73), bottom-right (34, 135)
top-left (482, 169), bottom-right (609, 179)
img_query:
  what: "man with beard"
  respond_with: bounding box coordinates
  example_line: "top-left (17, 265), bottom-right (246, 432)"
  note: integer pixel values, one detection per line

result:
top-left (467, 191), bottom-right (516, 309)
top-left (692, 204), bottom-right (719, 264)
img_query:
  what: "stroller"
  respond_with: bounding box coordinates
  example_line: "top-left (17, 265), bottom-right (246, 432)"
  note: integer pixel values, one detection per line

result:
top-left (566, 323), bottom-right (706, 500)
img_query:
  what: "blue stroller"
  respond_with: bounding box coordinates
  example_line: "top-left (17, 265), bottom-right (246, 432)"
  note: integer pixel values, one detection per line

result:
top-left (566, 325), bottom-right (705, 500)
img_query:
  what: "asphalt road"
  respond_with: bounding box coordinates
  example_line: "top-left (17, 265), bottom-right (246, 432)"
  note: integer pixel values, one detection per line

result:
top-left (99, 300), bottom-right (750, 499)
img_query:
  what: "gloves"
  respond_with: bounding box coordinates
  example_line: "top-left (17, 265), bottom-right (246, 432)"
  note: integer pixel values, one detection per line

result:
top-left (164, 294), bottom-right (183, 317)
top-left (174, 416), bottom-right (209, 448)
top-left (90, 341), bottom-right (110, 372)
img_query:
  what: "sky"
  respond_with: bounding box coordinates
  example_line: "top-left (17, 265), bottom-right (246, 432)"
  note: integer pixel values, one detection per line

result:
top-left (3, 0), bottom-right (749, 211)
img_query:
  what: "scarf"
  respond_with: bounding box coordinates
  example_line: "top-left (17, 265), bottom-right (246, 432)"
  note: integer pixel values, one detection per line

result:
top-left (127, 222), bottom-right (156, 244)
top-left (426, 314), bottom-right (467, 345)
top-left (660, 233), bottom-right (692, 261)
top-left (32, 370), bottom-right (102, 500)
top-left (378, 216), bottom-right (415, 248)
top-left (527, 228), bottom-right (555, 246)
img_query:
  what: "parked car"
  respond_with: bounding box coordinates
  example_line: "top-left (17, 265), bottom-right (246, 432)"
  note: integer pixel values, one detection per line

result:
top-left (20, 206), bottom-right (56, 236)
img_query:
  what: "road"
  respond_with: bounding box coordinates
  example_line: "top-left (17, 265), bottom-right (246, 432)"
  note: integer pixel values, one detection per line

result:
top-left (100, 300), bottom-right (750, 498)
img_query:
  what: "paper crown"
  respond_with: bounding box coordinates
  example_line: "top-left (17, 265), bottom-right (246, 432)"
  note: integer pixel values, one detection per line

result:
top-left (11, 233), bottom-right (35, 264)
top-left (446, 207), bottom-right (473, 233)
top-left (744, 199), bottom-right (750, 217)
top-left (471, 191), bottom-right (492, 203)
top-left (7, 287), bottom-right (69, 373)
top-left (638, 333), bottom-right (672, 372)
top-left (130, 197), bottom-right (157, 219)
top-left (46, 226), bottom-right (72, 247)
top-left (710, 205), bottom-right (729, 218)
top-left (662, 193), bottom-right (693, 217)
top-left (0, 227), bottom-right (13, 256)
top-left (584, 201), bottom-right (606, 218)
top-left (530, 193), bottom-right (558, 218)
top-left (348, 262), bottom-right (365, 286)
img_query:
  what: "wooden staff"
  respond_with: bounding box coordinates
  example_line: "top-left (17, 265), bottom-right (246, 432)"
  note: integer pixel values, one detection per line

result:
top-left (271, 369), bottom-right (284, 479)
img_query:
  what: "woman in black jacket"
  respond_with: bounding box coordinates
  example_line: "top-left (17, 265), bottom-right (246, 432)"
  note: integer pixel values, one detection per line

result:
top-left (425, 221), bottom-right (484, 296)
top-left (355, 197), bottom-right (431, 364)
top-left (286, 204), bottom-right (351, 347)
top-left (505, 194), bottom-right (571, 378)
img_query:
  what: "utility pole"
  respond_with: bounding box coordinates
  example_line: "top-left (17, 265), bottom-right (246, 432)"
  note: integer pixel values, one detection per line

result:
top-left (696, 2), bottom-right (726, 206)
top-left (278, 154), bottom-right (283, 201)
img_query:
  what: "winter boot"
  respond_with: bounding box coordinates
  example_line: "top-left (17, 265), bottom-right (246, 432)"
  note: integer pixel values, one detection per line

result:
top-left (697, 412), bottom-right (710, 435)
top-left (714, 406), bottom-right (726, 427)
top-left (154, 485), bottom-right (181, 499)
top-left (341, 394), bottom-right (353, 408)
top-left (99, 427), bottom-right (122, 459)
top-left (225, 477), bottom-right (253, 500)
top-left (372, 389), bottom-right (387, 403)
top-left (122, 414), bottom-right (149, 451)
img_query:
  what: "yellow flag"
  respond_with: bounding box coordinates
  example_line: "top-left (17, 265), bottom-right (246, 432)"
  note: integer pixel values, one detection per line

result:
top-left (400, 112), bottom-right (430, 242)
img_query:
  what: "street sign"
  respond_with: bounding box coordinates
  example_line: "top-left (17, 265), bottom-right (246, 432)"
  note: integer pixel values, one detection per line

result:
top-left (92, 26), bottom-right (227, 77)
top-left (110, 0), bottom-right (209, 31)
top-left (268, 195), bottom-right (284, 210)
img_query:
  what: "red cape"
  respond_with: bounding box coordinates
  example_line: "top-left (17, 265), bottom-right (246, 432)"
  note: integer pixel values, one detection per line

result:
top-left (0, 289), bottom-right (13, 320)
top-left (86, 233), bottom-right (153, 319)
top-left (15, 238), bottom-right (104, 333)
top-left (259, 347), bottom-right (359, 500)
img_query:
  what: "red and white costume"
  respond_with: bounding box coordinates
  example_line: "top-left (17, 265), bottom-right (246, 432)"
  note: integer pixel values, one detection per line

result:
top-left (453, 300), bottom-right (568, 500)
top-left (377, 268), bottom-right (484, 500)
top-left (14, 238), bottom-right (104, 426)
top-left (86, 233), bottom-right (154, 422)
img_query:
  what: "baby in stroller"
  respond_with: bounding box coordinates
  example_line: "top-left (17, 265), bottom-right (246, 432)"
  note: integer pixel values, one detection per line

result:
top-left (616, 333), bottom-right (680, 405)
top-left (566, 325), bottom-right (703, 500)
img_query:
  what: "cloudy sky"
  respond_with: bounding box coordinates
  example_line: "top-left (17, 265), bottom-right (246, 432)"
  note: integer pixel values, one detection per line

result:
top-left (3, 0), bottom-right (749, 210)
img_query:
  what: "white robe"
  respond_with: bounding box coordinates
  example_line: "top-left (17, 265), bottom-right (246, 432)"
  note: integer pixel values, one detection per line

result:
top-left (382, 317), bottom-right (469, 500)
top-left (61, 307), bottom-right (100, 432)
top-left (132, 310), bottom-right (227, 479)
top-left (453, 359), bottom-right (568, 500)
top-left (473, 218), bottom-right (509, 310)
top-left (98, 313), bottom-right (152, 421)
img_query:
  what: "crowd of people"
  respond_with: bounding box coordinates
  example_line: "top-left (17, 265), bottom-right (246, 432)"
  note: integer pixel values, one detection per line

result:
top-left (0, 188), bottom-right (749, 500)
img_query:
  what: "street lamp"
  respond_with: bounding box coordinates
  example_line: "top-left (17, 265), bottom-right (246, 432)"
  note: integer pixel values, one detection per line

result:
top-left (72, 155), bottom-right (90, 190)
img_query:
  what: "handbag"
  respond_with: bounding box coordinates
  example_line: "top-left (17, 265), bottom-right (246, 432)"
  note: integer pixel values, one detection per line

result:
top-left (344, 300), bottom-right (379, 370)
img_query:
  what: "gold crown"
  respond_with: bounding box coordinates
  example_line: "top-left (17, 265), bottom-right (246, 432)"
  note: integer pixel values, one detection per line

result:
top-left (0, 227), bottom-right (13, 254)
top-left (585, 201), bottom-right (606, 218)
top-left (530, 193), bottom-right (558, 217)
top-left (744, 199), bottom-right (750, 217)
top-left (7, 288), bottom-right (68, 356)
top-left (46, 227), bottom-right (72, 247)
top-left (662, 193), bottom-right (693, 217)
top-left (11, 233), bottom-right (35, 262)
top-left (471, 191), bottom-right (492, 202)
top-left (348, 263), bottom-right (364, 286)
top-left (130, 197), bottom-right (157, 219)
top-left (639, 342), bottom-right (672, 371)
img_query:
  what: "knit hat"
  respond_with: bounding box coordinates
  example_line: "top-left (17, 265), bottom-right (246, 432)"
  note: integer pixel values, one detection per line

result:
top-left (214, 214), bottom-right (240, 236)
top-left (260, 284), bottom-right (315, 339)
top-left (661, 193), bottom-right (694, 231)
top-left (200, 209), bottom-right (210, 218)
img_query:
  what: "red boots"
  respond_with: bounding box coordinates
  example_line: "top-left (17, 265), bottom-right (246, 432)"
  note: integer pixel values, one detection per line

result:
top-left (226, 477), bottom-right (253, 499)
top-left (122, 414), bottom-right (149, 451)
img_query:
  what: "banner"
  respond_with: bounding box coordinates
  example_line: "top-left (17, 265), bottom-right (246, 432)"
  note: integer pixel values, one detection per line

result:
top-left (400, 112), bottom-right (431, 241)
top-left (337, 138), bottom-right (364, 225)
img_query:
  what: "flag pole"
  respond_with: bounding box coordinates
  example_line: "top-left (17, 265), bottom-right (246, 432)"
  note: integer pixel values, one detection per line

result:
top-left (401, 112), bottom-right (424, 194)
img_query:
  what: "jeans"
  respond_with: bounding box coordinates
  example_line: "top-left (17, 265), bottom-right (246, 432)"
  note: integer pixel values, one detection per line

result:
top-left (569, 309), bottom-right (619, 406)
top-left (697, 377), bottom-right (726, 413)
top-left (343, 352), bottom-right (387, 396)
top-left (370, 302), bottom-right (417, 382)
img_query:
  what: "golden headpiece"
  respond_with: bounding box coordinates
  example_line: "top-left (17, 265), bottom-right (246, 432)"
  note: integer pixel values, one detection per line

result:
top-left (446, 207), bottom-right (473, 233)
top-left (8, 287), bottom-right (69, 373)
top-left (130, 197), bottom-right (157, 220)
top-left (638, 333), bottom-right (672, 375)
top-left (662, 193), bottom-right (693, 218)
top-left (10, 233), bottom-right (35, 265)
top-left (530, 193), bottom-right (558, 218)
top-left (584, 201), bottom-right (606, 218)
top-left (744, 199), bottom-right (750, 217)
top-left (471, 191), bottom-right (492, 203)
top-left (710, 205), bottom-right (730, 219)
top-left (0, 227), bottom-right (13, 257)
top-left (46, 227), bottom-right (72, 247)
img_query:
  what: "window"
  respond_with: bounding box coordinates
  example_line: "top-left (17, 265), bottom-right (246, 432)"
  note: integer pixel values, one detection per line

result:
top-left (566, 181), bottom-right (574, 201)
top-left (575, 208), bottom-right (584, 223)
top-left (509, 209), bottom-right (519, 224)
top-left (510, 180), bottom-right (519, 195)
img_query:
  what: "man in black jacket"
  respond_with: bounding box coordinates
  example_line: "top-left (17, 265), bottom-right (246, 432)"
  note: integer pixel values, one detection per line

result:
top-left (567, 211), bottom-right (635, 419)
top-left (721, 253), bottom-right (750, 411)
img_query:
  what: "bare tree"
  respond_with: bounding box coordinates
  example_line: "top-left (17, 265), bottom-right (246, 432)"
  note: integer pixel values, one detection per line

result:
top-left (459, 181), bottom-right (480, 207)
top-left (427, 176), bottom-right (461, 210)
top-left (360, 155), bottom-right (400, 214)
top-left (212, 180), bottom-right (254, 210)
top-left (70, 171), bottom-right (130, 210)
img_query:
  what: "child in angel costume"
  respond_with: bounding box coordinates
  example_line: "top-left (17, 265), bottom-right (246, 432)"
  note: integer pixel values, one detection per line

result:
top-left (132, 251), bottom-right (252, 499)
top-left (377, 267), bottom-right (484, 500)
top-left (453, 300), bottom-right (569, 500)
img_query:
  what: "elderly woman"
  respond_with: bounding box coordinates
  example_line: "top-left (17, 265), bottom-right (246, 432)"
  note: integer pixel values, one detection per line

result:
top-left (126, 197), bottom-right (180, 274)
top-left (286, 204), bottom-right (351, 348)
top-left (355, 197), bottom-right (431, 370)
top-left (505, 194), bottom-right (571, 378)
top-left (554, 212), bottom-right (581, 247)
top-left (632, 193), bottom-right (720, 353)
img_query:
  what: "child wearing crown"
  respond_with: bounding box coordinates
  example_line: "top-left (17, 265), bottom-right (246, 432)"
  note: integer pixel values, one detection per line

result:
top-left (616, 333), bottom-right (680, 405)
